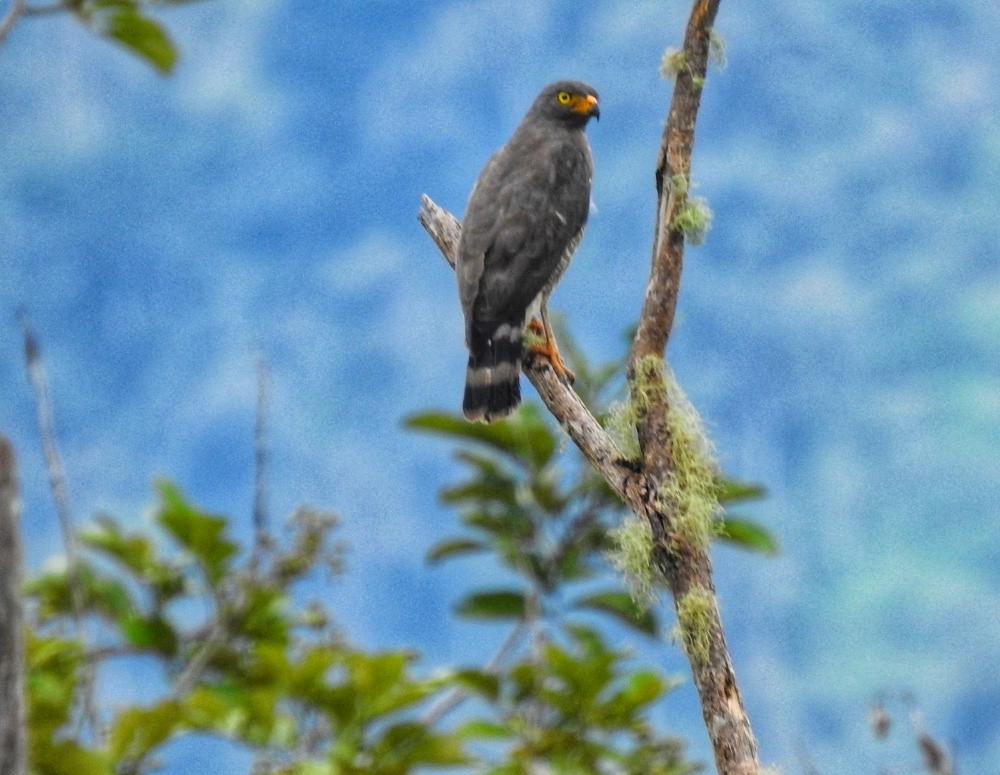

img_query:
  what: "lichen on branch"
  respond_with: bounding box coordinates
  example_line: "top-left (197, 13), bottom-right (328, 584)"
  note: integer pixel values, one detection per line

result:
top-left (673, 586), bottom-right (714, 666)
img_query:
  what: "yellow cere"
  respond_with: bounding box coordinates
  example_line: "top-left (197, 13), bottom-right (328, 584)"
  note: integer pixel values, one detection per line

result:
top-left (570, 93), bottom-right (598, 114)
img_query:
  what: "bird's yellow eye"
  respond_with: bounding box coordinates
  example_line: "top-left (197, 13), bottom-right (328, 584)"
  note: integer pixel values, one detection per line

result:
top-left (556, 91), bottom-right (572, 105)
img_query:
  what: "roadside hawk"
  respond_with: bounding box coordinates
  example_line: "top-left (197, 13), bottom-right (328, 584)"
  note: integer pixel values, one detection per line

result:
top-left (457, 80), bottom-right (599, 422)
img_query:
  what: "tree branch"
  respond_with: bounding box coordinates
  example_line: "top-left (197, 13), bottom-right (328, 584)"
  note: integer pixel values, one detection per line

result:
top-left (0, 0), bottom-right (27, 46)
top-left (250, 356), bottom-right (272, 577)
top-left (0, 437), bottom-right (26, 775)
top-left (419, 3), bottom-right (761, 771)
top-left (420, 618), bottom-right (527, 727)
top-left (627, 2), bottom-right (761, 773)
top-left (19, 314), bottom-right (100, 739)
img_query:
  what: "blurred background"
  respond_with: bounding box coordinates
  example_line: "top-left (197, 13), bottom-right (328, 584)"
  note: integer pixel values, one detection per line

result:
top-left (1, 0), bottom-right (997, 771)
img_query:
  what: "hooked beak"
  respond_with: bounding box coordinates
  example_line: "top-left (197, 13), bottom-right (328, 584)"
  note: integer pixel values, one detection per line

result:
top-left (573, 93), bottom-right (600, 120)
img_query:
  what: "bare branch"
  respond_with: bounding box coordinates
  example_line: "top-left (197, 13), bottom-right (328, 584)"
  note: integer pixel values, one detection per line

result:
top-left (420, 619), bottom-right (527, 727)
top-left (0, 437), bottom-right (26, 775)
top-left (17, 2), bottom-right (63, 16)
top-left (19, 313), bottom-right (99, 737)
top-left (633, 0), bottom-right (721, 362)
top-left (0, 0), bottom-right (26, 51)
top-left (250, 356), bottom-right (272, 576)
top-left (171, 606), bottom-right (226, 701)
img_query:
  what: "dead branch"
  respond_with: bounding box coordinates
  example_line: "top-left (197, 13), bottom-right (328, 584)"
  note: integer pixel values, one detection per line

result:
top-left (0, 0), bottom-right (26, 46)
top-left (250, 356), bottom-right (272, 577)
top-left (19, 314), bottom-right (99, 738)
top-left (0, 437), bottom-right (26, 775)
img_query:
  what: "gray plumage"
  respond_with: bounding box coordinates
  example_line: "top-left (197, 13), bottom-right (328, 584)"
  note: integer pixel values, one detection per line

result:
top-left (457, 80), bottom-right (599, 422)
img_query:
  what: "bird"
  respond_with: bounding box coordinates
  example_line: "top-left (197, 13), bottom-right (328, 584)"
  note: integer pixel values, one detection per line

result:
top-left (456, 80), bottom-right (599, 423)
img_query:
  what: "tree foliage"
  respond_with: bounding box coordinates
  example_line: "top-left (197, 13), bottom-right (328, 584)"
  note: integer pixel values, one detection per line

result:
top-left (15, 338), bottom-right (776, 773)
top-left (0, 0), bottom-right (208, 72)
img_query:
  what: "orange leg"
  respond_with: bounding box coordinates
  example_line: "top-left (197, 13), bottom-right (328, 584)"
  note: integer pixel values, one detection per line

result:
top-left (526, 304), bottom-right (575, 384)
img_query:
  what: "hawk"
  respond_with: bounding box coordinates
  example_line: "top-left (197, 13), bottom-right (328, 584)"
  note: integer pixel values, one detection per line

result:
top-left (457, 80), bottom-right (599, 422)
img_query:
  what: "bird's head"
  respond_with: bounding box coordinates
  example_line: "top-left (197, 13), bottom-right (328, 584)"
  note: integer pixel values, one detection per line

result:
top-left (529, 80), bottom-right (600, 128)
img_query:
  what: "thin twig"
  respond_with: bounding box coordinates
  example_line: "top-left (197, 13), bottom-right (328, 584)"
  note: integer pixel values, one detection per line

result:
top-left (84, 644), bottom-right (154, 663)
top-left (19, 313), bottom-right (99, 739)
top-left (0, 0), bottom-right (26, 51)
top-left (524, 587), bottom-right (545, 731)
top-left (0, 438), bottom-right (27, 775)
top-left (250, 356), bottom-right (271, 576)
top-left (545, 497), bottom-right (602, 587)
top-left (171, 616), bottom-right (225, 700)
top-left (420, 619), bottom-right (527, 726)
top-left (20, 2), bottom-right (68, 14)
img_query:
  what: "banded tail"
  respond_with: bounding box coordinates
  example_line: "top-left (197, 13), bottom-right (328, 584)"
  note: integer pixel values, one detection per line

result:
top-left (463, 322), bottom-right (522, 422)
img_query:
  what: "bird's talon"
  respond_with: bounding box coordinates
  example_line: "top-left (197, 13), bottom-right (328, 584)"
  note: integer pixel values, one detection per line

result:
top-left (527, 340), bottom-right (576, 385)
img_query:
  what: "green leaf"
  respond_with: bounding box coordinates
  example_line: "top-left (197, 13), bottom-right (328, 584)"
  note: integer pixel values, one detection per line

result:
top-left (573, 590), bottom-right (658, 636)
top-left (369, 722), bottom-right (470, 768)
top-left (441, 477), bottom-right (518, 507)
top-left (405, 404), bottom-right (556, 469)
top-left (456, 719), bottom-right (509, 739)
top-left (603, 670), bottom-right (673, 721)
top-left (714, 477), bottom-right (767, 504)
top-left (181, 684), bottom-right (247, 735)
top-left (26, 634), bottom-right (84, 735)
top-left (120, 613), bottom-right (179, 654)
top-left (716, 516), bottom-right (779, 554)
top-left (28, 740), bottom-right (112, 775)
top-left (81, 515), bottom-right (186, 601)
top-left (237, 585), bottom-right (289, 644)
top-left (103, 8), bottom-right (177, 74)
top-left (108, 701), bottom-right (184, 764)
top-left (463, 509), bottom-right (534, 540)
top-left (288, 647), bottom-right (339, 703)
top-left (427, 537), bottom-right (489, 564)
top-left (156, 481), bottom-right (238, 585)
top-left (455, 590), bottom-right (527, 620)
top-left (26, 561), bottom-right (136, 624)
top-left (453, 449), bottom-right (507, 477)
top-left (451, 669), bottom-right (501, 700)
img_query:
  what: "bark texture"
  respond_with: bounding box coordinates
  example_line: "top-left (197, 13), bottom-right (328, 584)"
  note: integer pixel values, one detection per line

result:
top-left (0, 437), bottom-right (26, 775)
top-left (420, 2), bottom-right (761, 772)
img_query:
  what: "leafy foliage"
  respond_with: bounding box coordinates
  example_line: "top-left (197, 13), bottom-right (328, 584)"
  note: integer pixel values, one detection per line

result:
top-left (404, 338), bottom-right (774, 771)
top-left (2, 0), bottom-right (211, 74)
top-left (18, 326), bottom-right (771, 773)
top-left (408, 401), bottom-right (701, 770)
top-left (474, 627), bottom-right (697, 775)
top-left (24, 486), bottom-right (466, 775)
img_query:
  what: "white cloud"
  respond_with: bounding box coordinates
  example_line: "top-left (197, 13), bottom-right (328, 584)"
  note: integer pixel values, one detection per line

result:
top-left (317, 232), bottom-right (405, 294)
top-left (173, 1), bottom-right (289, 136)
top-left (778, 259), bottom-right (873, 328)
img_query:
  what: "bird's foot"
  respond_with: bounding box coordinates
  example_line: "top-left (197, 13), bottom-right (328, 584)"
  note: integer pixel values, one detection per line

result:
top-left (526, 317), bottom-right (576, 384)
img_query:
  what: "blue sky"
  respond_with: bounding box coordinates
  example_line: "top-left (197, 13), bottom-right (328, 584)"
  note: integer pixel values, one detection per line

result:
top-left (1, 0), bottom-right (998, 772)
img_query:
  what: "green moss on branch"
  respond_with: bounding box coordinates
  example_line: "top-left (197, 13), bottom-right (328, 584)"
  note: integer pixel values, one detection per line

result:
top-left (673, 586), bottom-right (714, 666)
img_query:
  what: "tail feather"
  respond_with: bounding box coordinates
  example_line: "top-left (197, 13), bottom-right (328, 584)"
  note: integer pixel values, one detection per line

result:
top-left (463, 322), bottom-right (522, 422)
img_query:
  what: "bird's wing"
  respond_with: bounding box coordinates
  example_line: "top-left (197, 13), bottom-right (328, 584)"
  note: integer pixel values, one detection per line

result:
top-left (471, 132), bottom-right (592, 332)
top-left (457, 149), bottom-right (505, 344)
